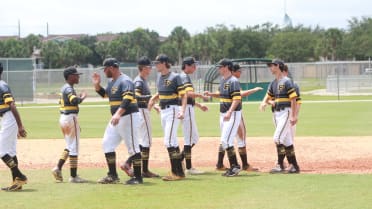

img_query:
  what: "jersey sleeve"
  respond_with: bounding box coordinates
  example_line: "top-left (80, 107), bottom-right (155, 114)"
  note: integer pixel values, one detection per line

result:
top-left (120, 80), bottom-right (137, 109)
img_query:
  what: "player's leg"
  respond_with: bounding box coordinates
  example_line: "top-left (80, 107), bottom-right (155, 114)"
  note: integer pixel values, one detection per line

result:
top-left (67, 116), bottom-right (87, 183)
top-left (0, 113), bottom-right (27, 191)
top-left (237, 116), bottom-right (249, 169)
top-left (283, 129), bottom-right (300, 173)
top-left (271, 109), bottom-right (292, 173)
top-left (221, 111), bottom-right (241, 177)
top-left (98, 122), bottom-right (122, 184)
top-left (139, 108), bottom-right (159, 178)
top-left (216, 114), bottom-right (227, 170)
top-left (120, 113), bottom-right (143, 184)
top-left (162, 106), bottom-right (184, 181)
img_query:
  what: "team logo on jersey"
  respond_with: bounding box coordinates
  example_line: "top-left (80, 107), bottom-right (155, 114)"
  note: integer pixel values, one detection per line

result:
top-left (278, 84), bottom-right (285, 91)
top-left (111, 87), bottom-right (118, 94)
top-left (164, 79), bottom-right (172, 87)
top-left (224, 83), bottom-right (230, 90)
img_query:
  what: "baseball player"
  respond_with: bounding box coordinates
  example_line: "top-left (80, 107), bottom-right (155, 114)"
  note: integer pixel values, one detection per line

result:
top-left (204, 59), bottom-right (242, 177)
top-left (92, 57), bottom-right (143, 185)
top-left (52, 66), bottom-right (88, 183)
top-left (260, 59), bottom-right (300, 174)
top-left (120, 56), bottom-right (160, 178)
top-left (180, 56), bottom-right (209, 175)
top-left (148, 54), bottom-right (187, 181)
top-left (214, 64), bottom-right (261, 172)
top-left (0, 62), bottom-right (28, 191)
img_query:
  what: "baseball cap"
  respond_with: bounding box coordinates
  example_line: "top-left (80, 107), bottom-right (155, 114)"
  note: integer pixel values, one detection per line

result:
top-left (267, 59), bottom-right (284, 67)
top-left (103, 57), bottom-right (119, 68)
top-left (216, 58), bottom-right (233, 68)
top-left (137, 56), bottom-right (151, 66)
top-left (232, 64), bottom-right (242, 72)
top-left (182, 56), bottom-right (197, 65)
top-left (64, 66), bottom-right (82, 80)
top-left (152, 54), bottom-right (169, 64)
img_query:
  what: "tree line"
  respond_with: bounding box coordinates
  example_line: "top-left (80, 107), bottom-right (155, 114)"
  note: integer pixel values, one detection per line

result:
top-left (0, 17), bottom-right (371, 69)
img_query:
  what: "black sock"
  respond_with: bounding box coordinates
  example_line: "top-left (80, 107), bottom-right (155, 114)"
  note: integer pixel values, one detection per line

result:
top-left (2, 154), bottom-right (23, 179)
top-left (285, 145), bottom-right (299, 169)
top-left (238, 147), bottom-right (249, 168)
top-left (175, 147), bottom-right (185, 176)
top-left (141, 146), bottom-right (150, 172)
top-left (132, 153), bottom-right (142, 179)
top-left (276, 144), bottom-right (286, 169)
top-left (167, 147), bottom-right (177, 174)
top-left (69, 155), bottom-right (78, 177)
top-left (217, 144), bottom-right (225, 167)
top-left (184, 145), bottom-right (192, 169)
top-left (57, 149), bottom-right (69, 170)
top-left (226, 146), bottom-right (239, 168)
top-left (105, 152), bottom-right (117, 177)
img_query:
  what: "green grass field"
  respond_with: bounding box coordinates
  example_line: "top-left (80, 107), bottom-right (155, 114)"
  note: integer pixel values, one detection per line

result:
top-left (2, 100), bottom-right (372, 208)
top-left (1, 168), bottom-right (372, 209)
top-left (18, 100), bottom-right (372, 139)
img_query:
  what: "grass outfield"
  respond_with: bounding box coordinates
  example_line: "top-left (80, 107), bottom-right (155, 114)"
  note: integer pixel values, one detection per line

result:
top-left (18, 100), bottom-right (372, 139)
top-left (1, 168), bottom-right (372, 209)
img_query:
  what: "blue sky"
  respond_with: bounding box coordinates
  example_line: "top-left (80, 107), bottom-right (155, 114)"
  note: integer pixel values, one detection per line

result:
top-left (0, 0), bottom-right (371, 37)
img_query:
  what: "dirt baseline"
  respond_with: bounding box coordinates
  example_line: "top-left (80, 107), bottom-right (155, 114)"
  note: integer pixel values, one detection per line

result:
top-left (2, 136), bottom-right (372, 174)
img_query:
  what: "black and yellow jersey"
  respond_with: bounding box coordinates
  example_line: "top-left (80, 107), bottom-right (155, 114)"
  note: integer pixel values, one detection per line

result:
top-left (219, 75), bottom-right (242, 113)
top-left (59, 83), bottom-right (81, 114)
top-left (97, 74), bottom-right (139, 116)
top-left (156, 72), bottom-right (185, 108)
top-left (0, 80), bottom-right (14, 114)
top-left (133, 75), bottom-right (152, 108)
top-left (267, 76), bottom-right (298, 111)
top-left (180, 72), bottom-right (195, 106)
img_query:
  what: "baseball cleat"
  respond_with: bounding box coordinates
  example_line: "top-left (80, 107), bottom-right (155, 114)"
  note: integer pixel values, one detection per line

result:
top-left (97, 175), bottom-right (120, 184)
top-left (142, 170), bottom-right (160, 178)
top-left (242, 165), bottom-right (259, 172)
top-left (270, 164), bottom-right (285, 174)
top-left (69, 175), bottom-right (88, 183)
top-left (125, 177), bottom-right (143, 185)
top-left (120, 162), bottom-right (134, 177)
top-left (286, 164), bottom-right (300, 174)
top-left (5, 176), bottom-right (27, 191)
top-left (186, 168), bottom-right (205, 175)
top-left (223, 166), bottom-right (241, 177)
top-left (162, 172), bottom-right (185, 181)
top-left (52, 167), bottom-right (63, 182)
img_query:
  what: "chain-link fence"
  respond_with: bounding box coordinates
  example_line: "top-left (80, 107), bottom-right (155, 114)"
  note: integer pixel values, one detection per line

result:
top-left (1, 58), bottom-right (372, 104)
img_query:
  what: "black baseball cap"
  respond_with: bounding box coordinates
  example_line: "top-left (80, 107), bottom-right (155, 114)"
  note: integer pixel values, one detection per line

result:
top-left (64, 66), bottom-right (82, 80)
top-left (267, 59), bottom-right (284, 67)
top-left (232, 64), bottom-right (242, 72)
top-left (103, 58), bottom-right (119, 68)
top-left (216, 58), bottom-right (233, 67)
top-left (137, 56), bottom-right (151, 66)
top-left (182, 57), bottom-right (197, 65)
top-left (153, 54), bottom-right (169, 64)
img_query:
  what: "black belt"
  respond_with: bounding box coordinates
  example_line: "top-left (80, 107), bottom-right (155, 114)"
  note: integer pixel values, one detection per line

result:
top-left (60, 112), bottom-right (77, 115)
top-left (160, 105), bottom-right (171, 110)
top-left (274, 106), bottom-right (289, 112)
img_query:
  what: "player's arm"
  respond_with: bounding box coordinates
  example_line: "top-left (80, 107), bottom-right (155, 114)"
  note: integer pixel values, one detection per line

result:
top-left (204, 91), bottom-right (220, 98)
top-left (288, 86), bottom-right (298, 126)
top-left (178, 88), bottom-right (187, 119)
top-left (148, 93), bottom-right (159, 110)
top-left (241, 87), bottom-right (263, 97)
top-left (9, 101), bottom-right (27, 137)
top-left (195, 102), bottom-right (208, 112)
top-left (224, 99), bottom-right (241, 121)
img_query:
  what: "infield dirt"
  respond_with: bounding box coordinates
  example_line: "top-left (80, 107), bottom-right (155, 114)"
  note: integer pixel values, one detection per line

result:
top-left (2, 136), bottom-right (371, 174)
